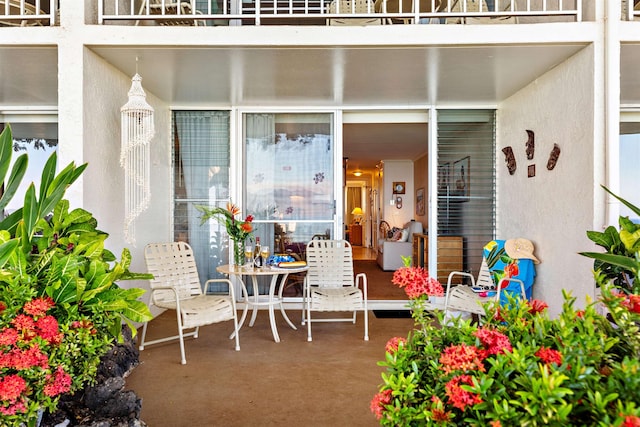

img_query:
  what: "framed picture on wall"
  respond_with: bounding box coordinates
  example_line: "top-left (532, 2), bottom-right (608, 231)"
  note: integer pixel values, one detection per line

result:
top-left (438, 162), bottom-right (450, 192)
top-left (453, 156), bottom-right (470, 202)
top-left (416, 187), bottom-right (425, 216)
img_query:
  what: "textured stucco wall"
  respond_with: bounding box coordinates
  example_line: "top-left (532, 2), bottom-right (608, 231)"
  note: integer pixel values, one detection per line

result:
top-left (83, 50), bottom-right (171, 293)
top-left (497, 45), bottom-right (598, 316)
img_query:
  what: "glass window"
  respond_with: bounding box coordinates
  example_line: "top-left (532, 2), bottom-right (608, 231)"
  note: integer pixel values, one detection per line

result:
top-left (173, 111), bottom-right (231, 282)
top-left (243, 112), bottom-right (335, 277)
top-left (436, 110), bottom-right (496, 283)
top-left (3, 122), bottom-right (58, 216)
top-left (620, 122), bottom-right (640, 222)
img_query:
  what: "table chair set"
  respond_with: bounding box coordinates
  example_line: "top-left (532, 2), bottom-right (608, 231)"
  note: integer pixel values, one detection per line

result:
top-left (138, 239), bottom-right (369, 364)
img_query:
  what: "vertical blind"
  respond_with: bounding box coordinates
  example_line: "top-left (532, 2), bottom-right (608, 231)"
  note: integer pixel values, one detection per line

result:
top-left (437, 109), bottom-right (496, 282)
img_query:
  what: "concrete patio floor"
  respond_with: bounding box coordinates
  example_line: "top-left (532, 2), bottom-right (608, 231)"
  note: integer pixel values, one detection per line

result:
top-left (125, 308), bottom-right (414, 426)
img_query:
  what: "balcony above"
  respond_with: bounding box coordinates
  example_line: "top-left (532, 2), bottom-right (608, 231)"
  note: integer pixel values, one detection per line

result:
top-left (96, 0), bottom-right (588, 26)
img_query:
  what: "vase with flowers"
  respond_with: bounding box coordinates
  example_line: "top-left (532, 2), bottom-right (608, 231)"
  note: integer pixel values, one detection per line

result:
top-left (371, 246), bottom-right (640, 425)
top-left (196, 202), bottom-right (254, 267)
top-left (0, 125), bottom-right (153, 425)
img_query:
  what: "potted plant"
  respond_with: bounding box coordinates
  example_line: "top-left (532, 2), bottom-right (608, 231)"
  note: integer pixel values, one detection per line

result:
top-left (372, 206), bottom-right (640, 425)
top-left (0, 125), bottom-right (153, 425)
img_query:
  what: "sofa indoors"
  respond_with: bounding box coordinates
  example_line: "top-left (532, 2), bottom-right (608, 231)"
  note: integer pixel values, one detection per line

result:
top-left (377, 220), bottom-right (424, 271)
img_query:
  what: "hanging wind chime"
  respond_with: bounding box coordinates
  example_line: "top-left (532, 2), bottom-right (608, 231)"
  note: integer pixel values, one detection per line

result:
top-left (120, 72), bottom-right (154, 245)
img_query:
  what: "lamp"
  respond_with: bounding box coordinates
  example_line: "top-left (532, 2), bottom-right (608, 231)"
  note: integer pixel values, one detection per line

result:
top-left (120, 72), bottom-right (154, 245)
top-left (353, 171), bottom-right (362, 177)
top-left (351, 207), bottom-right (364, 224)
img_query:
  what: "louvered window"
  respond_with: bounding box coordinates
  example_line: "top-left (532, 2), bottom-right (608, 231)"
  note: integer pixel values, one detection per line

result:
top-left (436, 109), bottom-right (496, 282)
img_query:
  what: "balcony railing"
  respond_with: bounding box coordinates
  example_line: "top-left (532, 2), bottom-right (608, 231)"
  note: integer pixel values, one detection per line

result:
top-left (0, 0), bottom-right (57, 26)
top-left (97, 0), bottom-right (583, 26)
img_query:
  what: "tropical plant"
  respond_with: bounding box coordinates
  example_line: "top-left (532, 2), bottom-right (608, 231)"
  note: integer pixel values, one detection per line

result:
top-left (372, 266), bottom-right (640, 425)
top-left (196, 202), bottom-right (254, 266)
top-left (581, 185), bottom-right (640, 293)
top-left (0, 125), bottom-right (153, 426)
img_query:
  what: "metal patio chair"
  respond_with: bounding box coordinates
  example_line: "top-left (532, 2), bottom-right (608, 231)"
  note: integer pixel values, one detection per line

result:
top-left (139, 242), bottom-right (240, 364)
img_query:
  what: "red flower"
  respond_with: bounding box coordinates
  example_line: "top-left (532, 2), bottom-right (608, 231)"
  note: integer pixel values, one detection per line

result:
top-left (622, 294), bottom-right (640, 314)
top-left (474, 328), bottom-right (512, 356)
top-left (0, 328), bottom-right (19, 346)
top-left (36, 315), bottom-right (63, 345)
top-left (429, 396), bottom-right (452, 422)
top-left (370, 389), bottom-right (393, 420)
top-left (240, 222), bottom-right (253, 233)
top-left (528, 299), bottom-right (548, 315)
top-left (0, 374), bottom-right (27, 403)
top-left (622, 415), bottom-right (640, 427)
top-left (392, 266), bottom-right (444, 299)
top-left (504, 262), bottom-right (519, 278)
top-left (445, 375), bottom-right (483, 411)
top-left (439, 344), bottom-right (486, 374)
top-left (23, 296), bottom-right (55, 317)
top-left (245, 215), bottom-right (254, 223)
top-left (43, 366), bottom-right (72, 397)
top-left (2, 345), bottom-right (49, 370)
top-left (575, 310), bottom-right (585, 319)
top-left (0, 301), bottom-right (6, 313)
top-left (10, 314), bottom-right (35, 332)
top-left (0, 397), bottom-right (27, 416)
top-left (535, 346), bottom-right (563, 365)
top-left (385, 337), bottom-right (407, 354)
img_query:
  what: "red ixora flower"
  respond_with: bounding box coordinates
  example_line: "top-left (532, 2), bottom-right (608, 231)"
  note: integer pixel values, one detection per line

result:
top-left (23, 296), bottom-right (55, 317)
top-left (43, 366), bottom-right (72, 397)
top-left (0, 374), bottom-right (27, 403)
top-left (36, 315), bottom-right (63, 345)
top-left (370, 389), bottom-right (393, 420)
top-left (392, 266), bottom-right (444, 299)
top-left (622, 414), bottom-right (640, 427)
top-left (385, 337), bottom-right (407, 354)
top-left (0, 328), bottom-right (19, 346)
top-left (429, 396), bottom-right (452, 422)
top-left (527, 299), bottom-right (548, 315)
top-left (445, 375), bottom-right (483, 411)
top-left (622, 294), bottom-right (640, 314)
top-left (535, 346), bottom-right (563, 365)
top-left (439, 344), bottom-right (486, 374)
top-left (474, 327), bottom-right (512, 356)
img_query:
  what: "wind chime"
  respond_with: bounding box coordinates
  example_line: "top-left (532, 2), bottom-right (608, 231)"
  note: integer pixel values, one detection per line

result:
top-left (120, 71), bottom-right (154, 245)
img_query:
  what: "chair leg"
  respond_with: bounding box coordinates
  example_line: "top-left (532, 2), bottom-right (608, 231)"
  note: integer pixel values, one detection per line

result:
top-left (363, 309), bottom-right (369, 341)
top-left (138, 320), bottom-right (149, 351)
top-left (176, 310), bottom-right (187, 365)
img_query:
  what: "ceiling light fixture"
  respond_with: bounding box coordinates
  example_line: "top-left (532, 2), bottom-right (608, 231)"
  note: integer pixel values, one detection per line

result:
top-left (353, 171), bottom-right (362, 177)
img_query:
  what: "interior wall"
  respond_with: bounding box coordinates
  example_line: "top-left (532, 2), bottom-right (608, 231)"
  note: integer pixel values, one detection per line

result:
top-left (84, 50), bottom-right (171, 294)
top-left (497, 45), bottom-right (597, 316)
top-left (413, 153), bottom-right (428, 231)
top-left (383, 160), bottom-right (415, 228)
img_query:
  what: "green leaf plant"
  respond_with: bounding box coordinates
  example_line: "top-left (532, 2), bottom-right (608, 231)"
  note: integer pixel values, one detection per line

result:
top-left (0, 125), bottom-right (152, 425)
top-left (580, 185), bottom-right (640, 293)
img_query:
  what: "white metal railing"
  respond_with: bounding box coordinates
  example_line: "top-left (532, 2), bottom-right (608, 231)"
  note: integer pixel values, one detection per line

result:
top-left (98, 0), bottom-right (584, 25)
top-left (0, 0), bottom-right (57, 26)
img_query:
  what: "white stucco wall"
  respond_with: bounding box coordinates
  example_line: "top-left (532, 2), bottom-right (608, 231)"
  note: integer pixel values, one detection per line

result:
top-left (83, 50), bottom-right (172, 294)
top-left (497, 45), bottom-right (598, 316)
top-left (383, 160), bottom-right (415, 228)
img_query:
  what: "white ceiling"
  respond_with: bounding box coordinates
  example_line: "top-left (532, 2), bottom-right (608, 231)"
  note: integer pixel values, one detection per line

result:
top-left (4, 41), bottom-right (640, 175)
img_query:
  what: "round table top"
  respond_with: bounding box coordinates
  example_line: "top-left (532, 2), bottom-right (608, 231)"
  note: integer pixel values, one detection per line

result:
top-left (216, 264), bottom-right (308, 275)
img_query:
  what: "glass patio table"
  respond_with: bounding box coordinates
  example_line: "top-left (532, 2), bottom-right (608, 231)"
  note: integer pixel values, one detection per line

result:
top-left (216, 264), bottom-right (308, 343)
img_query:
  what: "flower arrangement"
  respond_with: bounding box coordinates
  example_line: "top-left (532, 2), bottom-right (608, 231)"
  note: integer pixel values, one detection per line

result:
top-left (196, 202), bottom-right (254, 265)
top-left (0, 126), bottom-right (152, 426)
top-left (372, 259), bottom-right (640, 425)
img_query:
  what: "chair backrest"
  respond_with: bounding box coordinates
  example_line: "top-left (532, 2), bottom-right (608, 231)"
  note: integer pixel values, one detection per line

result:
top-left (327, 0), bottom-right (382, 25)
top-left (306, 239), bottom-right (355, 289)
top-left (144, 242), bottom-right (203, 304)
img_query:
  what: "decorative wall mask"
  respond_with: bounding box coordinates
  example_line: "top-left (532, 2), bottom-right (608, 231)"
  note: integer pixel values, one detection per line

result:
top-left (547, 143), bottom-right (561, 170)
top-left (525, 129), bottom-right (535, 160)
top-left (502, 146), bottom-right (516, 175)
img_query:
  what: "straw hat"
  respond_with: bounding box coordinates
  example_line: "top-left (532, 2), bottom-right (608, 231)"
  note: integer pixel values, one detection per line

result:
top-left (505, 238), bottom-right (540, 264)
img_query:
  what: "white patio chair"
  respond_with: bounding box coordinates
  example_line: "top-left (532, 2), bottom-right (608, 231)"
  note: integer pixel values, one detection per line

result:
top-left (302, 239), bottom-right (369, 341)
top-left (444, 257), bottom-right (525, 317)
top-left (139, 242), bottom-right (240, 364)
top-left (327, 0), bottom-right (382, 25)
top-left (139, 0), bottom-right (206, 26)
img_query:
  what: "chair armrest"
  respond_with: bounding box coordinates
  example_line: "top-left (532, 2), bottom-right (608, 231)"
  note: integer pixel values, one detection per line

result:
top-left (495, 277), bottom-right (526, 302)
top-left (444, 271), bottom-right (475, 309)
top-left (355, 272), bottom-right (368, 297)
top-left (204, 278), bottom-right (236, 300)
